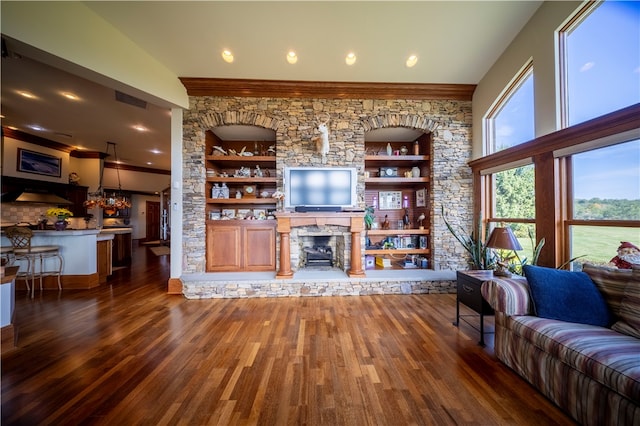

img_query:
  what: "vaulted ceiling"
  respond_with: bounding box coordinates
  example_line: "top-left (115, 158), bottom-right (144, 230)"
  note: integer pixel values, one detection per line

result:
top-left (1, 1), bottom-right (542, 173)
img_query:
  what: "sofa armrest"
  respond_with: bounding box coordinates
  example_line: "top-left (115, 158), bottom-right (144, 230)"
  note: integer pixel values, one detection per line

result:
top-left (481, 277), bottom-right (533, 316)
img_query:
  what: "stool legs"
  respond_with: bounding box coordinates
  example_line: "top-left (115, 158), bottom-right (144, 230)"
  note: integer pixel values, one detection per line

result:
top-left (15, 252), bottom-right (63, 298)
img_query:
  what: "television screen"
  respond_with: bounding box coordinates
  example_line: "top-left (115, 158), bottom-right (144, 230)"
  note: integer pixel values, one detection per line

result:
top-left (284, 167), bottom-right (357, 209)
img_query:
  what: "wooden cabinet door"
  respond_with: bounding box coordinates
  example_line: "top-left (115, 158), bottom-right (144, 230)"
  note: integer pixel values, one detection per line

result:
top-left (243, 225), bottom-right (276, 271)
top-left (206, 223), bottom-right (242, 271)
top-left (97, 240), bottom-right (112, 284)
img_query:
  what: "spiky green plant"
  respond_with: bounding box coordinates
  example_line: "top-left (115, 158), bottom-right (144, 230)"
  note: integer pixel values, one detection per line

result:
top-left (441, 206), bottom-right (496, 270)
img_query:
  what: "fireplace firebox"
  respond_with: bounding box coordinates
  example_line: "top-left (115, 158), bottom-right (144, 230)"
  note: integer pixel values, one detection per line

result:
top-left (304, 236), bottom-right (333, 267)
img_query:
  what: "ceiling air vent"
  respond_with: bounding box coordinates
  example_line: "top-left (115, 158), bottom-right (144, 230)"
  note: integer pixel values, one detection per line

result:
top-left (115, 90), bottom-right (147, 109)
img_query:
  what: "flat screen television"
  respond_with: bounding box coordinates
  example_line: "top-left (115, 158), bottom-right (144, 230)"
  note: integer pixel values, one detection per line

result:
top-left (284, 167), bottom-right (358, 210)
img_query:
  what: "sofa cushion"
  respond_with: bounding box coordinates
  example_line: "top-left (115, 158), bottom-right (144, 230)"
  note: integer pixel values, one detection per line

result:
top-left (582, 263), bottom-right (634, 318)
top-left (507, 315), bottom-right (640, 402)
top-left (612, 280), bottom-right (640, 339)
top-left (523, 265), bottom-right (611, 327)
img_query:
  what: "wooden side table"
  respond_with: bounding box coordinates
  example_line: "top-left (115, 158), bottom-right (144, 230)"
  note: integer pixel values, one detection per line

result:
top-left (453, 270), bottom-right (497, 346)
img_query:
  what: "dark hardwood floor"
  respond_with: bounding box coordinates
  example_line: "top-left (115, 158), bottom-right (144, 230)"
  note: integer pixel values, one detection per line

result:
top-left (2, 243), bottom-right (575, 425)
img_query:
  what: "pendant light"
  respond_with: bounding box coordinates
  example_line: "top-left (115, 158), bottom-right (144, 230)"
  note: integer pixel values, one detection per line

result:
top-left (84, 142), bottom-right (131, 214)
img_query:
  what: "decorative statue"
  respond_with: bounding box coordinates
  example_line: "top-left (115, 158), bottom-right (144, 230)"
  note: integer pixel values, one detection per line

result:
top-left (609, 241), bottom-right (640, 269)
top-left (381, 215), bottom-right (390, 230)
top-left (403, 209), bottom-right (410, 229)
top-left (315, 114), bottom-right (330, 160)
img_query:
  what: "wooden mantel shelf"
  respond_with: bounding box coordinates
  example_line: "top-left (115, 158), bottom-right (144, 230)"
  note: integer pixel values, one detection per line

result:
top-left (275, 212), bottom-right (365, 279)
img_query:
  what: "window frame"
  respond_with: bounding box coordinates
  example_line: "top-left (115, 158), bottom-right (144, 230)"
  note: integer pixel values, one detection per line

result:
top-left (483, 61), bottom-right (534, 155)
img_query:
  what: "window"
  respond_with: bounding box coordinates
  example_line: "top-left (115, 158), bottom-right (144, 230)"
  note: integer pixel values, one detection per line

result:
top-left (485, 63), bottom-right (534, 154)
top-left (471, 2), bottom-right (640, 271)
top-left (488, 164), bottom-right (537, 264)
top-left (560, 0), bottom-right (640, 127)
top-left (568, 139), bottom-right (640, 265)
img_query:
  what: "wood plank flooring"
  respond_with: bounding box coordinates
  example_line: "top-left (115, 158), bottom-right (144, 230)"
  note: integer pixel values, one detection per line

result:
top-left (1, 243), bottom-right (575, 425)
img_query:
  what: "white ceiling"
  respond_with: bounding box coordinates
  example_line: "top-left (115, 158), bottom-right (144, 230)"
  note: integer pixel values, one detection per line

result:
top-left (0, 1), bottom-right (542, 175)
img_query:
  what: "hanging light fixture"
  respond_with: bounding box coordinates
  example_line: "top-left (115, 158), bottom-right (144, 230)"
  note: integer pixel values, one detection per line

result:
top-left (84, 142), bottom-right (131, 214)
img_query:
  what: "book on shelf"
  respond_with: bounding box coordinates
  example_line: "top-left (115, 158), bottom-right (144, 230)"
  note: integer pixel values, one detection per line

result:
top-left (375, 257), bottom-right (392, 268)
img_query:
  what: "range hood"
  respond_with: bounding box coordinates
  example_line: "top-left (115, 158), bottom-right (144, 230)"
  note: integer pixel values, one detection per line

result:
top-left (1, 190), bottom-right (73, 205)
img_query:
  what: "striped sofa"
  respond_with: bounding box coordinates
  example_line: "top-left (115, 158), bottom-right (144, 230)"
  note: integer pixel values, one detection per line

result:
top-left (481, 264), bottom-right (640, 426)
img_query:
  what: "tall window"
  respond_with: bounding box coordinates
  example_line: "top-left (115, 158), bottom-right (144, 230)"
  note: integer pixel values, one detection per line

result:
top-left (485, 63), bottom-right (534, 154)
top-left (568, 139), bottom-right (640, 265)
top-left (488, 164), bottom-right (537, 263)
top-left (560, 0), bottom-right (640, 127)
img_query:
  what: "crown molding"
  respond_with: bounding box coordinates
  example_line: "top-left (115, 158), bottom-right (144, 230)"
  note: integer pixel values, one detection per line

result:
top-left (2, 127), bottom-right (74, 152)
top-left (104, 162), bottom-right (171, 175)
top-left (179, 78), bottom-right (476, 101)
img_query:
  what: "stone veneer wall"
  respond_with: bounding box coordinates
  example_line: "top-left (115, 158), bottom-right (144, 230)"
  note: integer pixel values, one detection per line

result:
top-left (182, 97), bottom-right (474, 274)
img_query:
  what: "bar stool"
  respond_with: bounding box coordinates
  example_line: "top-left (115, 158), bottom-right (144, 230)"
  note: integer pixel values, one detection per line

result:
top-left (5, 226), bottom-right (63, 298)
top-left (1, 246), bottom-right (15, 266)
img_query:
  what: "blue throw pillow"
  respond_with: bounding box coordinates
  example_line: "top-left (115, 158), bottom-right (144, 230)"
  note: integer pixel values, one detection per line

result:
top-left (523, 265), bottom-right (611, 327)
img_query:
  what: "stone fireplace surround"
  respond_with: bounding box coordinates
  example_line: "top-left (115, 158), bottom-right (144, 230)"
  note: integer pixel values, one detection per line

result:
top-left (180, 95), bottom-right (473, 298)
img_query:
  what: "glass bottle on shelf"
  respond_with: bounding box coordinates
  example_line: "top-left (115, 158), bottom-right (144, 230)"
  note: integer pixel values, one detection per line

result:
top-left (413, 140), bottom-right (420, 155)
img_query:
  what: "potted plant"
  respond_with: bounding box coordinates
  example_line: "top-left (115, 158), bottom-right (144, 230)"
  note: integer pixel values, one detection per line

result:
top-left (46, 207), bottom-right (73, 231)
top-left (442, 206), bottom-right (496, 270)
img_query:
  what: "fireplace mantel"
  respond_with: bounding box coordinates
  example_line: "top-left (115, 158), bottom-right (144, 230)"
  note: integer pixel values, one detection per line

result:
top-left (275, 212), bottom-right (365, 279)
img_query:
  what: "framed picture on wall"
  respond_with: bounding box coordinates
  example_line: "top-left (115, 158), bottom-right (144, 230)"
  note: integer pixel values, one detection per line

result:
top-left (378, 191), bottom-right (402, 210)
top-left (17, 148), bottom-right (62, 177)
top-left (416, 188), bottom-right (426, 207)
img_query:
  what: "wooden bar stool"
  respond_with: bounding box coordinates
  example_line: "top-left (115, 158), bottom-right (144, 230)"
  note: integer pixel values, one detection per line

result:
top-left (5, 226), bottom-right (63, 298)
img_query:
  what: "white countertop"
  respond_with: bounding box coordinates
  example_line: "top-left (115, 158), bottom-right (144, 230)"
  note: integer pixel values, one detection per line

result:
top-left (13, 229), bottom-right (101, 237)
top-left (99, 228), bottom-right (132, 234)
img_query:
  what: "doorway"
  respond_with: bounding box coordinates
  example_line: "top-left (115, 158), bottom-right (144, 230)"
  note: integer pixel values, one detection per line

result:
top-left (146, 201), bottom-right (161, 243)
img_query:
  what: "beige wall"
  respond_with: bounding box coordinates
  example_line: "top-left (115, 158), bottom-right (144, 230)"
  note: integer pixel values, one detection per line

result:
top-left (1, 136), bottom-right (71, 184)
top-left (472, 1), bottom-right (582, 159)
top-left (1, 1), bottom-right (188, 110)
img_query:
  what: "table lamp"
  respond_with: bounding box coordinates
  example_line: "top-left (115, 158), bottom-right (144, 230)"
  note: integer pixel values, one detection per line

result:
top-left (486, 226), bottom-right (522, 277)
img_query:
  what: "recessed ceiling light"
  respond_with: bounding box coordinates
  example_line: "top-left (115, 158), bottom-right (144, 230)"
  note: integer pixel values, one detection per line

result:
top-left (146, 161), bottom-right (153, 165)
top-left (345, 52), bottom-right (356, 66)
top-left (286, 51), bottom-right (298, 64)
top-left (406, 55), bottom-right (418, 68)
top-left (221, 50), bottom-right (234, 63)
top-left (17, 90), bottom-right (37, 99)
top-left (150, 149), bottom-right (161, 154)
top-left (133, 125), bottom-right (148, 132)
top-left (28, 124), bottom-right (45, 131)
top-left (61, 91), bottom-right (80, 101)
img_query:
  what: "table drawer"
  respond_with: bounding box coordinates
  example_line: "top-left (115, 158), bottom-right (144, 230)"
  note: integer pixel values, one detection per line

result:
top-left (457, 274), bottom-right (493, 315)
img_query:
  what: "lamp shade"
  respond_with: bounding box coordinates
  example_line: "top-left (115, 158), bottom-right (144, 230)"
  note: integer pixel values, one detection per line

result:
top-left (486, 227), bottom-right (523, 251)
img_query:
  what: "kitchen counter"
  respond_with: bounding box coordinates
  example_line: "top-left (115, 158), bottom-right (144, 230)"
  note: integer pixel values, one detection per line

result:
top-left (100, 227), bottom-right (132, 234)
top-left (1, 229), bottom-right (111, 289)
top-left (29, 229), bottom-right (101, 236)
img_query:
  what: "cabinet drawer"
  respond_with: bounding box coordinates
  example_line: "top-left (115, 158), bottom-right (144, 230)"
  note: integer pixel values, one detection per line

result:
top-left (457, 274), bottom-right (493, 315)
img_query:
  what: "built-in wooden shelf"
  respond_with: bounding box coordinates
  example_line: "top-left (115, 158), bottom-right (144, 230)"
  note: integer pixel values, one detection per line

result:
top-left (206, 198), bottom-right (277, 204)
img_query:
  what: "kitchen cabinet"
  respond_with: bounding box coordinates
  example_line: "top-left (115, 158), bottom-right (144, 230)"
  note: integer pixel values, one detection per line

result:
top-left (107, 231), bottom-right (132, 267)
top-left (0, 176), bottom-right (88, 216)
top-left (97, 239), bottom-right (112, 283)
top-left (206, 220), bottom-right (276, 272)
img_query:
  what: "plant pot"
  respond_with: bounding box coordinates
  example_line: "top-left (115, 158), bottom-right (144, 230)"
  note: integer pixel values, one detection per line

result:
top-left (54, 220), bottom-right (68, 231)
